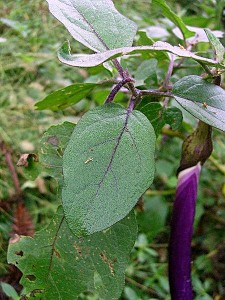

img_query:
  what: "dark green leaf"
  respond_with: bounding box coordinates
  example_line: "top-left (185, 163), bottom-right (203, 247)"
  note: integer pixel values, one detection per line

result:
top-left (137, 102), bottom-right (165, 135)
top-left (205, 29), bottom-right (225, 63)
top-left (173, 75), bottom-right (225, 131)
top-left (39, 122), bottom-right (75, 182)
top-left (164, 107), bottom-right (183, 130)
top-left (58, 41), bottom-right (221, 68)
top-left (152, 0), bottom-right (194, 39)
top-left (62, 103), bottom-right (156, 236)
top-left (8, 207), bottom-right (137, 300)
top-left (46, 0), bottom-right (137, 52)
top-left (36, 83), bottom-right (98, 111)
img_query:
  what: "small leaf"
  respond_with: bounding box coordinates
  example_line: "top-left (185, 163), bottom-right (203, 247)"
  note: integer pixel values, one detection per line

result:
top-left (46, 0), bottom-right (137, 52)
top-left (17, 153), bottom-right (40, 181)
top-left (164, 107), bottom-right (183, 130)
top-left (36, 83), bottom-right (98, 111)
top-left (39, 121), bottom-right (75, 182)
top-left (152, 0), bottom-right (194, 39)
top-left (62, 103), bottom-right (156, 236)
top-left (58, 41), bottom-right (222, 68)
top-left (1, 282), bottom-right (19, 300)
top-left (173, 75), bottom-right (225, 131)
top-left (8, 207), bottom-right (137, 300)
top-left (205, 29), bottom-right (225, 63)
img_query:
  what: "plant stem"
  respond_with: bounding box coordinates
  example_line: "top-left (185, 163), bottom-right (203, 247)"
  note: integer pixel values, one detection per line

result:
top-left (139, 90), bottom-right (173, 97)
top-left (105, 77), bottom-right (134, 104)
top-left (0, 141), bottom-right (22, 195)
top-left (163, 54), bottom-right (175, 90)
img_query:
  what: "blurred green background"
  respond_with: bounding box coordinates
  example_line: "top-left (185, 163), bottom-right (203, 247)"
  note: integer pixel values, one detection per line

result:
top-left (0, 0), bottom-right (225, 299)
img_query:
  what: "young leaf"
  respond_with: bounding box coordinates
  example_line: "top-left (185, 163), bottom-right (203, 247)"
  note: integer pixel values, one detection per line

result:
top-left (152, 0), bottom-right (194, 39)
top-left (173, 75), bottom-right (225, 131)
top-left (62, 103), bottom-right (156, 236)
top-left (205, 29), bottom-right (225, 63)
top-left (8, 207), bottom-right (137, 300)
top-left (58, 41), bottom-right (222, 68)
top-left (46, 0), bottom-right (137, 52)
top-left (36, 83), bottom-right (98, 111)
top-left (39, 121), bottom-right (75, 182)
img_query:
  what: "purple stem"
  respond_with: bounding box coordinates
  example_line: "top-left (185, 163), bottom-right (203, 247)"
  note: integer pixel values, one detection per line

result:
top-left (169, 163), bottom-right (201, 300)
top-left (105, 77), bottom-right (134, 104)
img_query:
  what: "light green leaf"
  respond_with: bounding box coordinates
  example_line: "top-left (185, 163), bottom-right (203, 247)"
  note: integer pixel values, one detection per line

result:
top-left (7, 207), bottom-right (137, 300)
top-left (62, 103), bottom-right (156, 236)
top-left (58, 41), bottom-right (222, 68)
top-left (39, 121), bottom-right (75, 182)
top-left (173, 75), bottom-right (225, 131)
top-left (46, 0), bottom-right (137, 52)
top-left (1, 282), bottom-right (19, 300)
top-left (152, 0), bottom-right (194, 39)
top-left (205, 29), bottom-right (225, 63)
top-left (36, 83), bottom-right (98, 111)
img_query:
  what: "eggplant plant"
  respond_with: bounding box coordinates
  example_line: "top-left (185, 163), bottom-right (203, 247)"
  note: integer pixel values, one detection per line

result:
top-left (6, 0), bottom-right (225, 299)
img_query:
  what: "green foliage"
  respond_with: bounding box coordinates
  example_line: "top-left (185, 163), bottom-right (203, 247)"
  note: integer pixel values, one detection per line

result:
top-left (39, 121), bottom-right (75, 181)
top-left (46, 0), bottom-right (137, 51)
top-left (173, 75), bottom-right (225, 130)
top-left (1, 0), bottom-right (225, 299)
top-left (8, 207), bottom-right (137, 300)
top-left (62, 103), bottom-right (156, 236)
top-left (36, 83), bottom-right (99, 111)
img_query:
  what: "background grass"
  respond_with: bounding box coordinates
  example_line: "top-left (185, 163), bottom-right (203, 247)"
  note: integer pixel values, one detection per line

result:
top-left (0, 0), bottom-right (225, 299)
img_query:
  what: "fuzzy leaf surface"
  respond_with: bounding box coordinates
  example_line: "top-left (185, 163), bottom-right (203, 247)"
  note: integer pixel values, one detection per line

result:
top-left (173, 75), bottom-right (225, 131)
top-left (62, 103), bottom-right (156, 236)
top-left (46, 0), bottom-right (137, 52)
top-left (8, 207), bottom-right (137, 300)
top-left (58, 41), bottom-right (222, 68)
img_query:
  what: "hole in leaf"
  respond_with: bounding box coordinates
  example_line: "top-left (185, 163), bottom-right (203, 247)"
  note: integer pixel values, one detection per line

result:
top-left (15, 250), bottom-right (23, 257)
top-left (26, 274), bottom-right (36, 282)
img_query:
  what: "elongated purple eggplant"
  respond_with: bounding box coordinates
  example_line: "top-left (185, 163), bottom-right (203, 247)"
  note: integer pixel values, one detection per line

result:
top-left (169, 163), bottom-right (201, 300)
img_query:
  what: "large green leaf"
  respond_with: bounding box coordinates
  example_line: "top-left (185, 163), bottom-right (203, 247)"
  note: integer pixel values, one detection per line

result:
top-left (173, 75), bottom-right (225, 131)
top-left (8, 207), bottom-right (137, 300)
top-left (152, 0), bottom-right (194, 39)
top-left (58, 41), bottom-right (222, 68)
top-left (36, 83), bottom-right (98, 111)
top-left (39, 121), bottom-right (75, 182)
top-left (62, 103), bottom-right (156, 236)
top-left (46, 0), bottom-right (137, 52)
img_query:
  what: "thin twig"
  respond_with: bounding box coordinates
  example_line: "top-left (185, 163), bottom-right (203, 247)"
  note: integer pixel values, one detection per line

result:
top-left (105, 77), bottom-right (134, 104)
top-left (0, 141), bottom-right (22, 195)
top-left (125, 277), bottom-right (158, 297)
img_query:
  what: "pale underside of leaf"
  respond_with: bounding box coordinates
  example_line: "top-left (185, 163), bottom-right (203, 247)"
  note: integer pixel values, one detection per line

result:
top-left (62, 104), bottom-right (156, 236)
top-left (174, 96), bottom-right (225, 131)
top-left (8, 207), bottom-right (137, 300)
top-left (58, 41), bottom-right (222, 68)
top-left (46, 0), bottom-right (137, 52)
